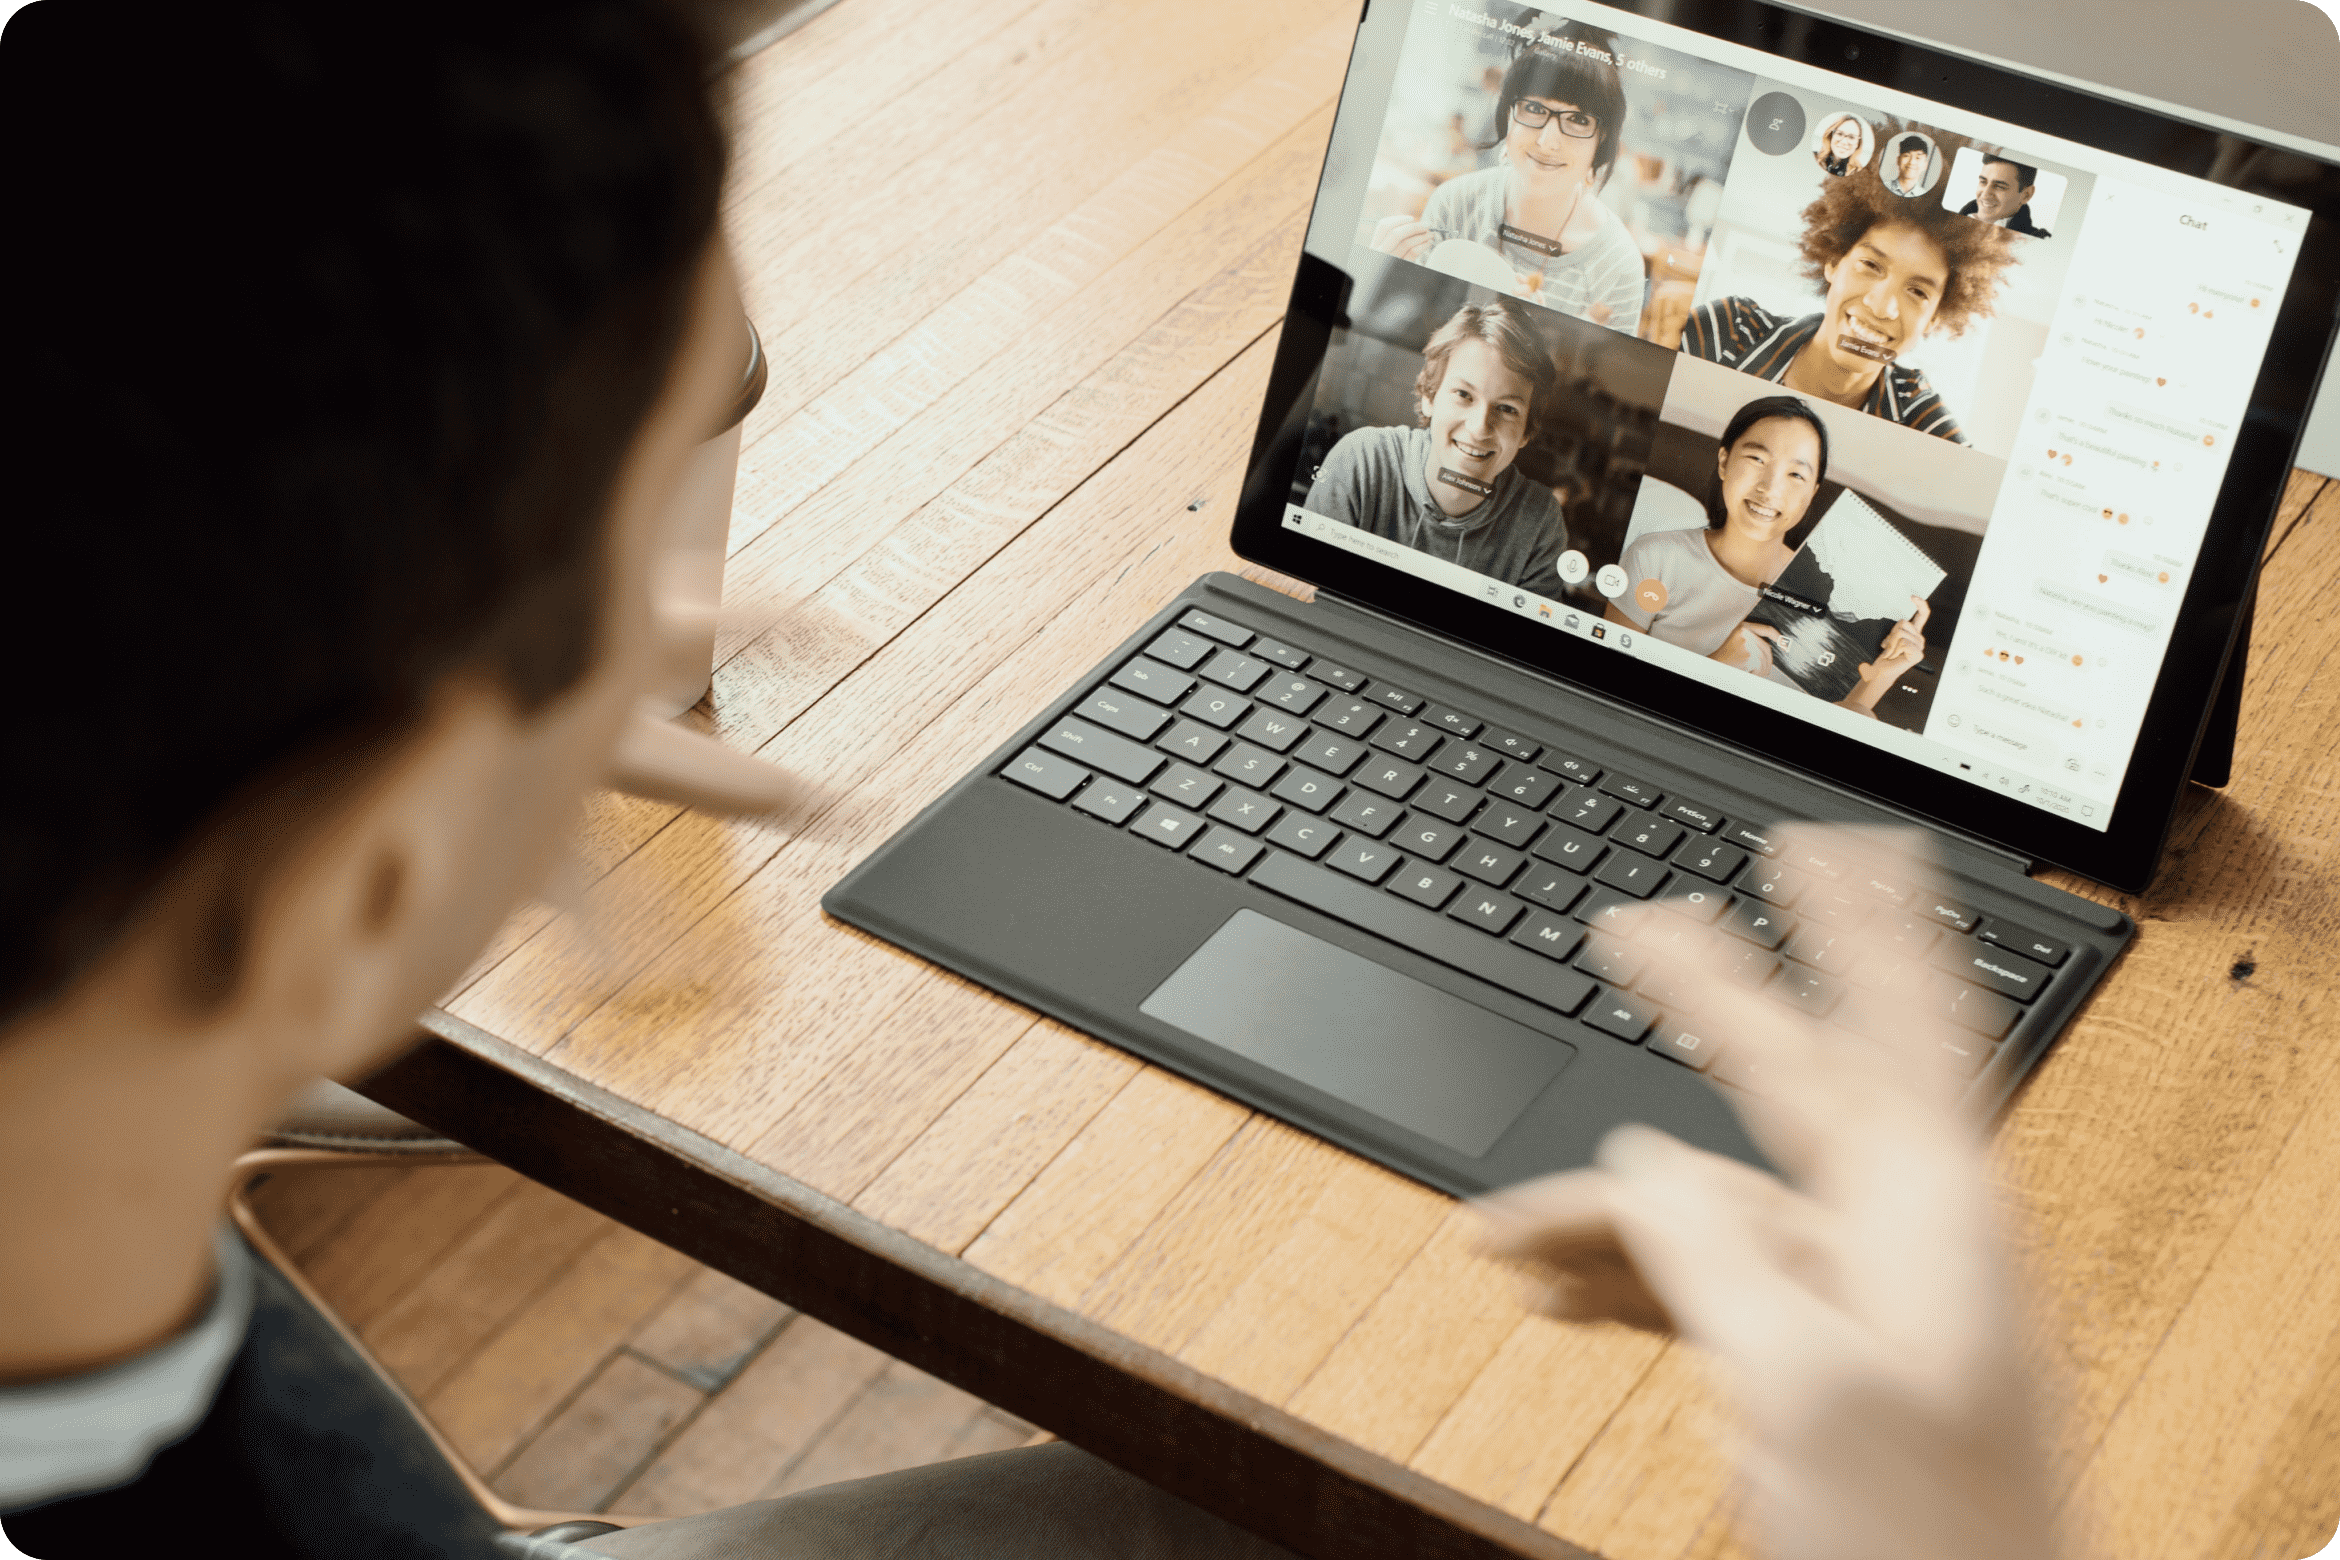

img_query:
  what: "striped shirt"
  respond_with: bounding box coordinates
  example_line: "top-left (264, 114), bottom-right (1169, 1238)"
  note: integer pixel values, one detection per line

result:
top-left (1419, 167), bottom-right (1646, 337)
top-left (1682, 296), bottom-right (1967, 444)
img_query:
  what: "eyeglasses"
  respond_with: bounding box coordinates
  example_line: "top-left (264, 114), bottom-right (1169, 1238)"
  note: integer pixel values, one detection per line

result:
top-left (1511, 100), bottom-right (1598, 139)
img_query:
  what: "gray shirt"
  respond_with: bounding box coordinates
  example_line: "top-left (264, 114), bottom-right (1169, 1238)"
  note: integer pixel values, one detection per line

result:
top-left (1305, 424), bottom-right (1567, 592)
top-left (1419, 167), bottom-right (1646, 335)
top-left (1614, 526), bottom-right (1760, 655)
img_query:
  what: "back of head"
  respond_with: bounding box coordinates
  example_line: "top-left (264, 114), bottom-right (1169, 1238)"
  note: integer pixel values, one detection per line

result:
top-left (0, 0), bottom-right (725, 1024)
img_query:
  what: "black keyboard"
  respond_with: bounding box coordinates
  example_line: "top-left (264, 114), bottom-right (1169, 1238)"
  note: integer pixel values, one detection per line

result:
top-left (998, 607), bottom-right (2070, 1088)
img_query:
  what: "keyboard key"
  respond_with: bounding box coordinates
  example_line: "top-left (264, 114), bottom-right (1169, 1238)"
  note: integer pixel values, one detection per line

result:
top-left (1316, 698), bottom-right (1383, 737)
top-left (1482, 727), bottom-right (1540, 764)
top-left (1071, 779), bottom-right (1147, 824)
top-left (1772, 964), bottom-right (1842, 1018)
top-left (1650, 1020), bottom-right (1720, 1071)
top-left (1724, 945), bottom-right (1781, 988)
top-left (1329, 792), bottom-right (1402, 837)
top-left (1617, 818), bottom-right (1686, 860)
top-left (1178, 608), bottom-right (1251, 646)
top-left (1179, 688), bottom-right (1250, 729)
top-left (1001, 747), bottom-right (1088, 800)
top-left (1421, 704), bottom-right (1481, 738)
top-left (1369, 720), bottom-right (1442, 760)
top-left (1880, 913), bottom-right (1941, 956)
top-left (1662, 798), bottom-right (1725, 833)
top-left (1353, 758), bottom-right (1426, 800)
top-left (1366, 682), bottom-right (1423, 714)
top-left (1932, 939), bottom-right (2052, 1002)
top-left (1940, 979), bottom-right (2019, 1039)
top-left (1801, 889), bottom-right (1870, 930)
top-left (1515, 868), bottom-right (1586, 915)
top-left (1545, 752), bottom-right (1601, 785)
top-left (1575, 935), bottom-right (1645, 987)
top-left (1212, 742), bottom-right (1284, 789)
top-left (1310, 661), bottom-right (1366, 692)
top-left (1601, 773), bottom-right (1663, 809)
top-left (1200, 649), bottom-right (1270, 692)
top-left (1531, 820), bottom-right (1607, 874)
top-left (1392, 816), bottom-right (1466, 861)
top-left (1324, 837), bottom-right (1399, 884)
top-left (1492, 767), bottom-right (1562, 810)
top-left (1249, 854), bottom-right (1595, 1016)
top-left (1574, 887), bottom-right (1638, 933)
top-left (1205, 785), bottom-right (1279, 834)
top-left (1638, 916), bottom-right (1715, 966)
top-left (1233, 708), bottom-right (1307, 753)
top-left (1725, 821), bottom-right (1780, 857)
top-left (1475, 803), bottom-right (1545, 849)
top-left (1076, 689), bottom-right (1171, 742)
top-left (1667, 885), bottom-right (1732, 923)
top-left (1783, 842), bottom-right (1843, 880)
top-left (1264, 812), bottom-right (1338, 859)
top-left (1917, 893), bottom-right (1980, 933)
top-left (1712, 1046), bottom-right (1775, 1095)
top-left (1251, 638), bottom-right (1309, 670)
top-left (1269, 765), bottom-right (1343, 813)
top-left (1595, 854), bottom-right (1670, 899)
top-left (1453, 838), bottom-right (1527, 887)
top-left (1149, 763), bottom-right (1221, 808)
top-left (1414, 781), bottom-right (1484, 824)
top-left (1389, 862), bottom-right (1464, 910)
top-left (1583, 989), bottom-right (1657, 1043)
top-left (1673, 839), bottom-right (1747, 884)
top-left (1291, 732), bottom-right (1367, 775)
top-left (1854, 869), bottom-right (1912, 907)
top-left (1261, 676), bottom-right (1326, 715)
top-left (1833, 986), bottom-right (1898, 1043)
top-left (1977, 918), bottom-right (2071, 968)
top-left (1785, 926), bottom-right (1856, 975)
top-left (1041, 717), bottom-right (1164, 783)
top-left (1430, 743), bottom-right (1501, 783)
top-left (1111, 657), bottom-right (1195, 705)
top-left (1144, 628), bottom-right (1214, 670)
top-left (1510, 911), bottom-right (1584, 961)
top-left (1723, 905), bottom-right (1793, 950)
top-left (1155, 719), bottom-right (1228, 765)
top-left (1738, 859), bottom-right (1805, 907)
top-left (1640, 967), bottom-right (1702, 1011)
top-left (1190, 826), bottom-right (1263, 874)
top-left (1448, 889), bottom-right (1524, 936)
top-left (1850, 950), bottom-right (1917, 992)
top-left (1129, 801), bottom-right (1206, 849)
top-left (1551, 786), bottom-right (1623, 834)
top-left (1938, 1033), bottom-right (1995, 1078)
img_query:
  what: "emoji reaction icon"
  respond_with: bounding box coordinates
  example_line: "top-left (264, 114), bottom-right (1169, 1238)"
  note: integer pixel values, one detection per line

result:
top-left (2135, 327), bottom-right (2146, 339)
top-left (2157, 377), bottom-right (2167, 386)
top-left (2203, 434), bottom-right (2216, 447)
top-left (2101, 508), bottom-right (2113, 519)
top-left (2188, 303), bottom-right (2199, 314)
top-left (2158, 571), bottom-right (2170, 583)
top-left (2072, 654), bottom-right (2084, 666)
top-left (2098, 573), bottom-right (2109, 583)
top-left (2119, 512), bottom-right (2130, 524)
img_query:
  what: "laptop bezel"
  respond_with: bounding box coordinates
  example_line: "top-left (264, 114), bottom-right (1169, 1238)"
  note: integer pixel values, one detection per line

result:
top-left (1228, 0), bottom-right (2340, 895)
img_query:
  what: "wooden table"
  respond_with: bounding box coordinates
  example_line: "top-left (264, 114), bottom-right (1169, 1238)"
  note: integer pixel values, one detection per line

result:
top-left (363, 3), bottom-right (2340, 1555)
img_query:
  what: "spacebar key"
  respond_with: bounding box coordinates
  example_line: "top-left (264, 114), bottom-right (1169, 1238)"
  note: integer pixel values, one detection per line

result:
top-left (1253, 855), bottom-right (1597, 1018)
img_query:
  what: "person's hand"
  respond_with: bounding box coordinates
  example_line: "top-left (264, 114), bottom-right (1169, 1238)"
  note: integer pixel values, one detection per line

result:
top-left (1710, 620), bottom-right (1782, 677)
top-left (1369, 213), bottom-right (1437, 262)
top-left (1843, 596), bottom-right (1930, 714)
top-left (1476, 825), bottom-right (2057, 1560)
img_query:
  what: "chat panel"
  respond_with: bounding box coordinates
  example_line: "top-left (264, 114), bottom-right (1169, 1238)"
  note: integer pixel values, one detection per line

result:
top-left (1683, 80), bottom-right (2096, 463)
top-left (1354, 2), bottom-right (1753, 345)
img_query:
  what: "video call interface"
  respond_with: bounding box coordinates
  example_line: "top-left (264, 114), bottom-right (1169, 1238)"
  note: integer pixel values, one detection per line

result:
top-left (1280, 0), bottom-right (2307, 832)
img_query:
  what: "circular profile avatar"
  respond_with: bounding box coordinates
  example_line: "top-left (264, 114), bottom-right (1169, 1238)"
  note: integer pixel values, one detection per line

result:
top-left (1302, 298), bottom-right (1568, 591)
top-left (1812, 111), bottom-right (1872, 177)
top-left (1882, 131), bottom-right (1942, 198)
top-left (1960, 154), bottom-right (2053, 238)
top-left (1681, 126), bottom-right (2017, 443)
top-left (1367, 34), bottom-right (1646, 335)
top-left (1606, 395), bottom-right (1926, 715)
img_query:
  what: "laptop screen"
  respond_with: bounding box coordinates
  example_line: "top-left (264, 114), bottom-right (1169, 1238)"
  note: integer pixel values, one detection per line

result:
top-left (1234, 0), bottom-right (2336, 885)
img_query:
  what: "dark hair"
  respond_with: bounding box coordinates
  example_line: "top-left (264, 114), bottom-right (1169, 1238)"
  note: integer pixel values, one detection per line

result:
top-left (1983, 155), bottom-right (2039, 189)
top-left (1414, 300), bottom-right (1562, 436)
top-left (1796, 121), bottom-right (2020, 336)
top-left (1486, 38), bottom-right (1628, 182)
top-left (0, 0), bottom-right (725, 1023)
top-left (1897, 135), bottom-right (1930, 159)
top-left (1706, 396), bottom-right (1831, 529)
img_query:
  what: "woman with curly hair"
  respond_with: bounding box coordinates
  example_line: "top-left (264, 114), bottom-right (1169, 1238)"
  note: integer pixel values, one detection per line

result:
top-left (1682, 125), bottom-right (2019, 443)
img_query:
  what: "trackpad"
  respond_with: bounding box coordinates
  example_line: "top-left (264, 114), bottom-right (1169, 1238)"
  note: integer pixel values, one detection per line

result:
top-left (1139, 910), bottom-right (1573, 1158)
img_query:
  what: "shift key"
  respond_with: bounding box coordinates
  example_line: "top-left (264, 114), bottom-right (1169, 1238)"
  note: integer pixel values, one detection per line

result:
top-left (1039, 716), bottom-right (1164, 783)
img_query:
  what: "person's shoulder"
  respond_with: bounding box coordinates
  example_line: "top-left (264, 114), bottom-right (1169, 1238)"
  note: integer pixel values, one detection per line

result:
top-left (1317, 423), bottom-right (1411, 485)
top-left (1625, 525), bottom-right (1710, 571)
top-left (1887, 364), bottom-right (1970, 444)
top-left (1685, 294), bottom-right (1769, 357)
top-left (1423, 166), bottom-right (1497, 220)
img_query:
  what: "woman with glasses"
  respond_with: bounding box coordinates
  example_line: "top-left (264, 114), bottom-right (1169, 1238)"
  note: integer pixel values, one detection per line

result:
top-left (1370, 40), bottom-right (1645, 336)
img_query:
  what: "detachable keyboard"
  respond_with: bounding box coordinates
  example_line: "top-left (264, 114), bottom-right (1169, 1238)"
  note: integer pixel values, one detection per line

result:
top-left (995, 603), bottom-right (2076, 1093)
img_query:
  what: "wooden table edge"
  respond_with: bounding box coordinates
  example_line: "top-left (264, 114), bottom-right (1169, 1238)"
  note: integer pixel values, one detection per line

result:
top-left (362, 1008), bottom-right (1598, 1560)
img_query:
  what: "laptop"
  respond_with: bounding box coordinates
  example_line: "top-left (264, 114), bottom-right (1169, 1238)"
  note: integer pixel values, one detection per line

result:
top-left (825, 0), bottom-right (2340, 1195)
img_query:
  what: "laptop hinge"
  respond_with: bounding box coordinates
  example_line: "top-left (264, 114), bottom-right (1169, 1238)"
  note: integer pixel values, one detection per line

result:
top-left (1299, 585), bottom-right (2038, 880)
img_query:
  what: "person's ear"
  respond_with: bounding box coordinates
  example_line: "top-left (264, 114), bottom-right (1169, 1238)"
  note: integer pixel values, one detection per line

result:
top-left (1716, 443), bottom-right (1730, 485)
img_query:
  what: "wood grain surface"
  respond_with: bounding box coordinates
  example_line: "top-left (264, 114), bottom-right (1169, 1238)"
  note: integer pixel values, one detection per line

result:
top-left (388, 3), bottom-right (2340, 1554)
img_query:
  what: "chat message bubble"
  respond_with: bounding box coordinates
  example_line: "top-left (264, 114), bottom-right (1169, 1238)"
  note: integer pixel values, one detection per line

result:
top-left (2034, 582), bottom-right (2160, 636)
top-left (2104, 550), bottom-right (2179, 587)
